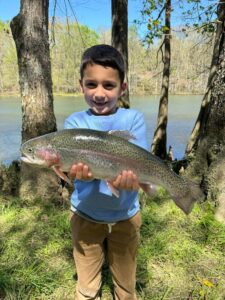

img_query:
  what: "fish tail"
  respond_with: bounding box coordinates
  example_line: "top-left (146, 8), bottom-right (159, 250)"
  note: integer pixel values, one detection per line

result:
top-left (173, 182), bottom-right (204, 214)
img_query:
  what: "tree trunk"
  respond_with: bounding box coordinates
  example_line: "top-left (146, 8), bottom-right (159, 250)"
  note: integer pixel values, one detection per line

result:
top-left (10, 0), bottom-right (57, 142)
top-left (185, 2), bottom-right (225, 223)
top-left (10, 0), bottom-right (61, 202)
top-left (111, 0), bottom-right (130, 108)
top-left (185, 4), bottom-right (225, 155)
top-left (151, 0), bottom-right (171, 159)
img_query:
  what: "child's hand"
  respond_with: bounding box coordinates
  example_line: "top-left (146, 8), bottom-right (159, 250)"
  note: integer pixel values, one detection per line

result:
top-left (110, 170), bottom-right (140, 191)
top-left (69, 163), bottom-right (94, 181)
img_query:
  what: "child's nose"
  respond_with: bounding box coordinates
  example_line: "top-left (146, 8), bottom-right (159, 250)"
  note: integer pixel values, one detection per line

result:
top-left (94, 86), bottom-right (105, 98)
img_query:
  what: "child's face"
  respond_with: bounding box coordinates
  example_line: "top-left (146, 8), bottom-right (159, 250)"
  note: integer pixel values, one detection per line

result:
top-left (80, 63), bottom-right (126, 115)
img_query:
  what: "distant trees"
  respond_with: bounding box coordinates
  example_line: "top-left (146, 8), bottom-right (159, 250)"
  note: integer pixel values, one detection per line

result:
top-left (50, 22), bottom-right (98, 94)
top-left (0, 21), bottom-right (18, 93)
top-left (0, 18), bottom-right (212, 96)
top-left (128, 26), bottom-right (148, 94)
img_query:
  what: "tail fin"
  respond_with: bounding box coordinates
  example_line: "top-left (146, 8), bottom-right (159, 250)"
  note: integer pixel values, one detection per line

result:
top-left (174, 182), bottom-right (204, 214)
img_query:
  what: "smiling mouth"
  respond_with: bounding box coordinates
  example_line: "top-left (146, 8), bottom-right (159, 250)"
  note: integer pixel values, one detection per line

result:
top-left (92, 101), bottom-right (107, 106)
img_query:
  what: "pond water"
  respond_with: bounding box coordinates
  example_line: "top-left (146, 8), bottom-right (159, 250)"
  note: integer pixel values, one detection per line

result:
top-left (0, 94), bottom-right (202, 164)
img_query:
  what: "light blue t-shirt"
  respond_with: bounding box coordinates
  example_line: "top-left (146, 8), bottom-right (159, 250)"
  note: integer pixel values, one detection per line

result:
top-left (64, 107), bottom-right (148, 223)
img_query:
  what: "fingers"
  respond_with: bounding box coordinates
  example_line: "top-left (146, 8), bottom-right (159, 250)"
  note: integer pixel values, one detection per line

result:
top-left (112, 170), bottom-right (140, 191)
top-left (69, 163), bottom-right (93, 180)
top-left (69, 164), bottom-right (139, 190)
top-left (76, 163), bottom-right (89, 179)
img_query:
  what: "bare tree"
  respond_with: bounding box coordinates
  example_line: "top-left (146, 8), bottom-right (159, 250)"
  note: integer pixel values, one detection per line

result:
top-left (111, 0), bottom-right (130, 108)
top-left (185, 1), bottom-right (225, 222)
top-left (151, 0), bottom-right (171, 159)
top-left (10, 0), bottom-right (60, 201)
top-left (10, 0), bottom-right (57, 142)
top-left (186, 5), bottom-right (225, 154)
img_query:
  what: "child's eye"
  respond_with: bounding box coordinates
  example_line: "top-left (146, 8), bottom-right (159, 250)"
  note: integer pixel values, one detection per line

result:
top-left (85, 82), bottom-right (96, 88)
top-left (103, 83), bottom-right (115, 90)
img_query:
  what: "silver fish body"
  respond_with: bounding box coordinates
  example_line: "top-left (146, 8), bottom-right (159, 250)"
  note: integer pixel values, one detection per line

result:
top-left (21, 128), bottom-right (204, 214)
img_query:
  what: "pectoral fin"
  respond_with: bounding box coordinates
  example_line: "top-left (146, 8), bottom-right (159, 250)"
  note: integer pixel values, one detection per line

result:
top-left (140, 183), bottom-right (158, 197)
top-left (52, 166), bottom-right (72, 186)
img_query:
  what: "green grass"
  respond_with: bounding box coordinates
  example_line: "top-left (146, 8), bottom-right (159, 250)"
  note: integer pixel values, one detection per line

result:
top-left (0, 197), bottom-right (75, 300)
top-left (0, 193), bottom-right (224, 300)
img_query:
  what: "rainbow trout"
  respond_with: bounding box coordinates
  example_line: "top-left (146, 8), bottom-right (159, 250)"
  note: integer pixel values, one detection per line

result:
top-left (21, 128), bottom-right (204, 214)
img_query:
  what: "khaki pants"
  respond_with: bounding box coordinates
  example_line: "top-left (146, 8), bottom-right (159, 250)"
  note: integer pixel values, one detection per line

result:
top-left (70, 212), bottom-right (142, 300)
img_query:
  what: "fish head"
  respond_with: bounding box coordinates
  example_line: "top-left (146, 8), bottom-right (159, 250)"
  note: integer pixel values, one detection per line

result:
top-left (21, 137), bottom-right (60, 168)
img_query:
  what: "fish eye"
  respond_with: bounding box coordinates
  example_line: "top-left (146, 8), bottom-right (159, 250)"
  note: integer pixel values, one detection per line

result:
top-left (28, 148), bottom-right (33, 153)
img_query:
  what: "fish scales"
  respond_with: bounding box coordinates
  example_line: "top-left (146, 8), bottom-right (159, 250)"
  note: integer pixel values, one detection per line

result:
top-left (55, 129), bottom-right (166, 184)
top-left (54, 129), bottom-right (150, 179)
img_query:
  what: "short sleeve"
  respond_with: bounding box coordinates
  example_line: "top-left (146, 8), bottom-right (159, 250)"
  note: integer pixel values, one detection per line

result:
top-left (130, 111), bottom-right (148, 150)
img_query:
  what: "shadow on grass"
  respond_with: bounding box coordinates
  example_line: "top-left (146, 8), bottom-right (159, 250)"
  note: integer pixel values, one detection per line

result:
top-left (0, 196), bottom-right (74, 299)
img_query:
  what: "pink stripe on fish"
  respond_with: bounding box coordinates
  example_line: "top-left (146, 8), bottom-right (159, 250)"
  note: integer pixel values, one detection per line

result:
top-left (36, 148), bottom-right (61, 167)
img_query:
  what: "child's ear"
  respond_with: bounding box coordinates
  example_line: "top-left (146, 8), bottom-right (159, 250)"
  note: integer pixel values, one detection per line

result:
top-left (79, 79), bottom-right (84, 93)
top-left (120, 82), bottom-right (127, 96)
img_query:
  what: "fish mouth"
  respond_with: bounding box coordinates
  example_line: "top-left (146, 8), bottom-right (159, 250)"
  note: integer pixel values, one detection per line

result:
top-left (21, 156), bottom-right (35, 164)
top-left (20, 154), bottom-right (45, 166)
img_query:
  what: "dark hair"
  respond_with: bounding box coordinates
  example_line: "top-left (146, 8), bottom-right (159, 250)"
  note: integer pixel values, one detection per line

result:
top-left (80, 44), bottom-right (125, 83)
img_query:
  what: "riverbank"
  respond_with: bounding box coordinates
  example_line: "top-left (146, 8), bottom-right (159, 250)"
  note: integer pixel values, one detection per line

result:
top-left (0, 93), bottom-right (82, 98)
top-left (0, 92), bottom-right (204, 98)
top-left (0, 192), bottom-right (224, 299)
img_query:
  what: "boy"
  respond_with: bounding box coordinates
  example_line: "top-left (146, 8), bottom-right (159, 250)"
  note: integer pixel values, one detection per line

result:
top-left (64, 44), bottom-right (148, 300)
